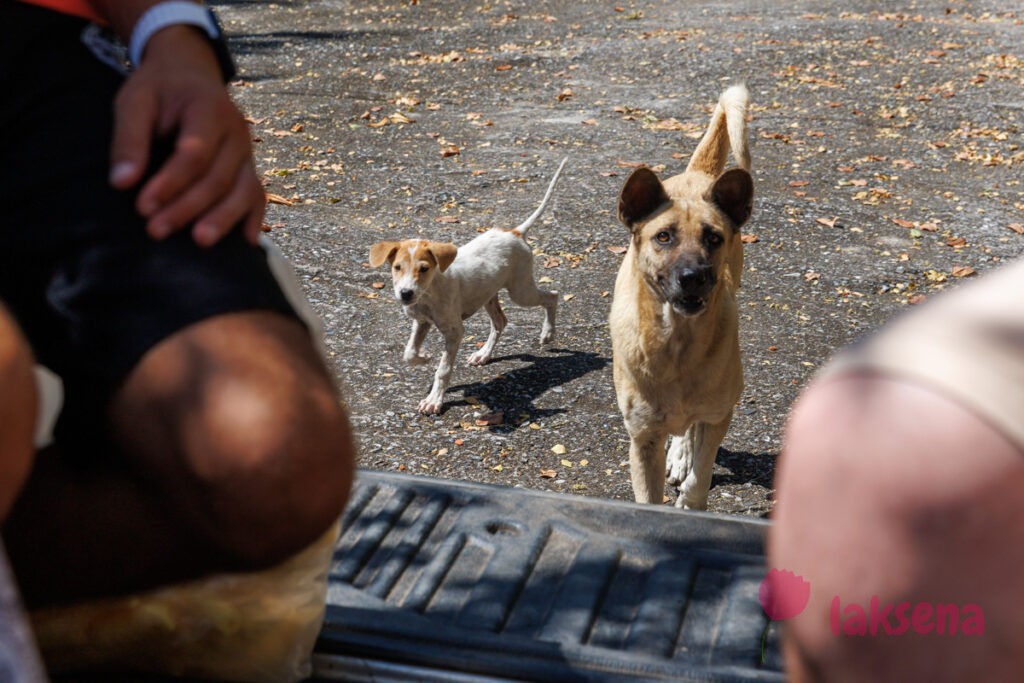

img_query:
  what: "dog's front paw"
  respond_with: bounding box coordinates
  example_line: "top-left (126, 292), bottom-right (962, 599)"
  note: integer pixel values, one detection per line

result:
top-left (467, 349), bottom-right (491, 366)
top-left (674, 490), bottom-right (709, 511)
top-left (665, 463), bottom-right (686, 487)
top-left (665, 454), bottom-right (690, 487)
top-left (405, 352), bottom-right (431, 366)
top-left (665, 434), bottom-right (695, 486)
top-left (418, 395), bottom-right (443, 414)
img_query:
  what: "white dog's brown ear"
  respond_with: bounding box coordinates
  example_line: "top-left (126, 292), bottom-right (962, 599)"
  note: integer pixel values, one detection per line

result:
top-left (708, 168), bottom-right (754, 229)
top-left (431, 242), bottom-right (458, 272)
top-left (369, 241), bottom-right (400, 267)
top-left (619, 167), bottom-right (670, 230)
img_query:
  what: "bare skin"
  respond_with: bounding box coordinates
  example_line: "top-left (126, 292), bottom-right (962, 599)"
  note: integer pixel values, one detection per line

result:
top-left (95, 1), bottom-right (266, 246)
top-left (772, 373), bottom-right (1024, 682)
top-left (5, 312), bottom-right (353, 607)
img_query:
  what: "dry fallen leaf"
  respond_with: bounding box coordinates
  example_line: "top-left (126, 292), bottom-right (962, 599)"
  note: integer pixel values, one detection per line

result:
top-left (265, 192), bottom-right (296, 207)
top-left (951, 266), bottom-right (977, 278)
top-left (816, 217), bottom-right (840, 228)
top-left (1009, 223), bottom-right (1024, 235)
top-left (892, 218), bottom-right (917, 229)
top-left (371, 282), bottom-right (386, 289)
top-left (552, 444), bottom-right (567, 455)
top-left (740, 234), bottom-right (759, 244)
top-left (540, 468), bottom-right (556, 479)
top-left (607, 245), bottom-right (628, 254)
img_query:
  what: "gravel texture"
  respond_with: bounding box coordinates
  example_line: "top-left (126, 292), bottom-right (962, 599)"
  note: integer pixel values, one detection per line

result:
top-left (216, 0), bottom-right (1023, 517)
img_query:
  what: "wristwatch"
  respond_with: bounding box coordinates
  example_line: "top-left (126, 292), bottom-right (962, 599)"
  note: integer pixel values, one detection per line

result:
top-left (129, 1), bottom-right (237, 82)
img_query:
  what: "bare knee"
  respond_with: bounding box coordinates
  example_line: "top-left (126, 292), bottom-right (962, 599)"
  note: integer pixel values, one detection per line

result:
top-left (114, 312), bottom-right (356, 569)
top-left (773, 374), bottom-right (1024, 681)
top-left (193, 374), bottom-right (355, 568)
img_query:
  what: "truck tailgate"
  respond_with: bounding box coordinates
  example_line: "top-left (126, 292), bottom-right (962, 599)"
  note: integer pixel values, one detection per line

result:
top-left (312, 470), bottom-right (783, 682)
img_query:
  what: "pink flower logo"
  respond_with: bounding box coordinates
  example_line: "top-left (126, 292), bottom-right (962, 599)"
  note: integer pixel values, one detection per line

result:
top-left (760, 568), bottom-right (811, 621)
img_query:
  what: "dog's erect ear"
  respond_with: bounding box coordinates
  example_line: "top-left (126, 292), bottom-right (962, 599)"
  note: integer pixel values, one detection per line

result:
top-left (618, 167), bottom-right (670, 230)
top-left (707, 168), bottom-right (754, 229)
top-left (430, 242), bottom-right (458, 272)
top-left (369, 241), bottom-right (400, 267)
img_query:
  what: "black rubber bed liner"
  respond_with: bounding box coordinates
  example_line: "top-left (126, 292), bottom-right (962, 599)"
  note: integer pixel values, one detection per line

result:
top-left (311, 470), bottom-right (784, 682)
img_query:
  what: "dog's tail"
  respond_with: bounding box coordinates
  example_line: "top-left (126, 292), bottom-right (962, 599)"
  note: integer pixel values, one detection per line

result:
top-left (512, 156), bottom-right (568, 236)
top-left (685, 84), bottom-right (751, 176)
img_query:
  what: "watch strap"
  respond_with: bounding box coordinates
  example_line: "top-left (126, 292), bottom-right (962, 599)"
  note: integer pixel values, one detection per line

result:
top-left (129, 2), bottom-right (236, 81)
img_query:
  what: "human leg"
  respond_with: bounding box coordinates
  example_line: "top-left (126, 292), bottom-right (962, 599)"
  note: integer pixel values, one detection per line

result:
top-left (5, 309), bottom-right (354, 608)
top-left (1, 8), bottom-right (353, 605)
top-left (772, 375), bottom-right (1024, 682)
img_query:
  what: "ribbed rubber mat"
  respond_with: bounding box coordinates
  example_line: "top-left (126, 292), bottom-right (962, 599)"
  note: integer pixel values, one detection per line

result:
top-left (313, 470), bottom-right (784, 682)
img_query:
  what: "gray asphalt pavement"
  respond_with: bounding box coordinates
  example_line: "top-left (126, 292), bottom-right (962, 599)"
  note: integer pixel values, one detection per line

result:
top-left (216, 0), bottom-right (1023, 516)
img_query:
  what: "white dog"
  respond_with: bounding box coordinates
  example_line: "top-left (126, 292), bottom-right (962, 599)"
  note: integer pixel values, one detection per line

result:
top-left (370, 158), bottom-right (567, 414)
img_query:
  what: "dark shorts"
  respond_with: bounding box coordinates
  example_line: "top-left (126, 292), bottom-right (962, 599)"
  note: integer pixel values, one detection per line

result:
top-left (0, 3), bottom-right (302, 445)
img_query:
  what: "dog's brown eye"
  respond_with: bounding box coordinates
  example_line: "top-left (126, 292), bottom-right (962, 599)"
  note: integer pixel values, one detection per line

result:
top-left (703, 228), bottom-right (723, 249)
top-left (655, 231), bottom-right (672, 244)
top-left (393, 264), bottom-right (402, 272)
top-left (419, 265), bottom-right (429, 274)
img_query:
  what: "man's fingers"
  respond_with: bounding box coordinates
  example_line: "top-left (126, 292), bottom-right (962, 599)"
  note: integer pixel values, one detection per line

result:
top-left (144, 136), bottom-right (244, 240)
top-left (190, 167), bottom-right (266, 248)
top-left (136, 102), bottom-right (224, 218)
top-left (109, 84), bottom-right (158, 190)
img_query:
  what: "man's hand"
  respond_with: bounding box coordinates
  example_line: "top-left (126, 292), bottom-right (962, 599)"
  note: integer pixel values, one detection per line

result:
top-left (108, 26), bottom-right (264, 247)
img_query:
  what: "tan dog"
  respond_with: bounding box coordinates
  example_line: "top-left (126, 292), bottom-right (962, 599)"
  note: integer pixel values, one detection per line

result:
top-left (610, 86), bottom-right (753, 509)
top-left (370, 158), bottom-right (566, 414)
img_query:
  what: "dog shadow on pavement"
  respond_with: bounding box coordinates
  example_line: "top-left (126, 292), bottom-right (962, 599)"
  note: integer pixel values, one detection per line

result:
top-left (448, 348), bottom-right (609, 433)
top-left (709, 448), bottom-right (778, 518)
top-left (712, 448), bottom-right (777, 490)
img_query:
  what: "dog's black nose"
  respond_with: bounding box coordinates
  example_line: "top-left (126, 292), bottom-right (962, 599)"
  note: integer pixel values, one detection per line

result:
top-left (399, 289), bottom-right (415, 303)
top-left (677, 266), bottom-right (712, 291)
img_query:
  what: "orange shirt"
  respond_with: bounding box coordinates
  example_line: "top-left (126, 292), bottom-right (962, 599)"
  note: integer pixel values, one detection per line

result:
top-left (18, 0), bottom-right (105, 24)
